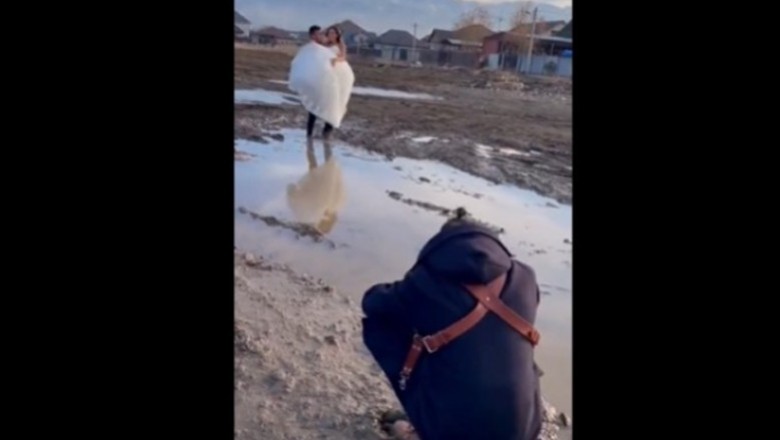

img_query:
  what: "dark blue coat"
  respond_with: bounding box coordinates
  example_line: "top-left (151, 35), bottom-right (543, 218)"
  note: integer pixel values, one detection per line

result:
top-left (362, 224), bottom-right (542, 440)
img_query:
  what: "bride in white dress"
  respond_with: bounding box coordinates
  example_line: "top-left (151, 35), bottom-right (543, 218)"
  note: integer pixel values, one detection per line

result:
top-left (289, 26), bottom-right (355, 138)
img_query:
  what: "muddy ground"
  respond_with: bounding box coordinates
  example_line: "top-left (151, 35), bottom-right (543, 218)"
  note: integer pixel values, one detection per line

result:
top-left (234, 251), bottom-right (571, 440)
top-left (234, 45), bottom-right (572, 439)
top-left (234, 47), bottom-right (572, 203)
top-left (234, 251), bottom-right (394, 439)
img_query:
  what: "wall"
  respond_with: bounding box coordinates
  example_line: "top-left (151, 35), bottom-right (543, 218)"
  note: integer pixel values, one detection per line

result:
top-left (416, 48), bottom-right (479, 67)
top-left (346, 44), bottom-right (479, 68)
top-left (482, 39), bottom-right (500, 57)
top-left (235, 23), bottom-right (251, 38)
top-left (486, 53), bottom-right (572, 78)
top-left (374, 44), bottom-right (415, 62)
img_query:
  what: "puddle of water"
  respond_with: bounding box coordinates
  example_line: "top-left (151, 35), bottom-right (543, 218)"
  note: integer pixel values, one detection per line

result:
top-left (234, 89), bottom-right (297, 105)
top-left (266, 80), bottom-right (441, 100)
top-left (411, 136), bottom-right (437, 143)
top-left (351, 86), bottom-right (440, 100)
top-left (235, 129), bottom-right (572, 416)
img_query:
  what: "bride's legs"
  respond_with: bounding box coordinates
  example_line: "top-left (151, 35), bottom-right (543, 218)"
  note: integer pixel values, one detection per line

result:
top-left (323, 123), bottom-right (334, 140)
top-left (306, 113), bottom-right (317, 138)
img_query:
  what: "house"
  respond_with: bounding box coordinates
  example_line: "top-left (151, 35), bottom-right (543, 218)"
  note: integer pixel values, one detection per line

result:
top-left (289, 31), bottom-right (311, 44)
top-left (509, 20), bottom-right (566, 37)
top-left (555, 20), bottom-right (572, 39)
top-left (374, 29), bottom-right (420, 61)
top-left (326, 20), bottom-right (377, 48)
top-left (423, 29), bottom-right (455, 50)
top-left (250, 26), bottom-right (298, 46)
top-left (235, 11), bottom-right (251, 40)
top-left (440, 38), bottom-right (483, 51)
top-left (424, 25), bottom-right (492, 51)
top-left (482, 31), bottom-right (572, 57)
top-left (531, 35), bottom-right (572, 55)
top-left (452, 24), bottom-right (494, 44)
top-left (482, 31), bottom-right (524, 57)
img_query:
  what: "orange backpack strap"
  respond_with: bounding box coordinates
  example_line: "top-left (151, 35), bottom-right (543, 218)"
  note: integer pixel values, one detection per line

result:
top-left (464, 276), bottom-right (540, 346)
top-left (399, 273), bottom-right (541, 390)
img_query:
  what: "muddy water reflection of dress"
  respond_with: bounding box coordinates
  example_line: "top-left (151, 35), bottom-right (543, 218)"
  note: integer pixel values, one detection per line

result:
top-left (286, 141), bottom-right (345, 234)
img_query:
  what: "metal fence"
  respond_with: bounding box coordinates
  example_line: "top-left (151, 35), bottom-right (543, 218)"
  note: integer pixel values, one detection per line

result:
top-left (347, 46), bottom-right (480, 68)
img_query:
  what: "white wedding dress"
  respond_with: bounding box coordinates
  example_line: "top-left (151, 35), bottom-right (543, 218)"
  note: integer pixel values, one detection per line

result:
top-left (289, 43), bottom-right (355, 128)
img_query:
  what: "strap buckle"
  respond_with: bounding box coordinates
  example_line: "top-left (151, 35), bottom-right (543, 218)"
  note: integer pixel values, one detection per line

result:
top-left (421, 335), bottom-right (438, 353)
top-left (398, 373), bottom-right (409, 391)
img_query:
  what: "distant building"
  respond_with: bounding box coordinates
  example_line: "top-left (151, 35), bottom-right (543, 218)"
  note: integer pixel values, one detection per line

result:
top-left (555, 20), bottom-right (572, 39)
top-left (423, 29), bottom-right (456, 51)
top-left (452, 24), bottom-right (494, 45)
top-left (235, 11), bottom-right (251, 40)
top-left (482, 31), bottom-right (572, 57)
top-left (250, 27), bottom-right (298, 46)
top-left (509, 20), bottom-right (567, 37)
top-left (326, 20), bottom-right (377, 48)
top-left (424, 24), bottom-right (492, 51)
top-left (374, 29), bottom-right (420, 61)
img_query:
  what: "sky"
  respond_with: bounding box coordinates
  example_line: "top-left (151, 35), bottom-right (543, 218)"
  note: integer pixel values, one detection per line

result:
top-left (235, 0), bottom-right (572, 37)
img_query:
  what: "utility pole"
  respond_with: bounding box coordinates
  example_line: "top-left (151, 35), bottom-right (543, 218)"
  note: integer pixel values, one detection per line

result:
top-left (412, 22), bottom-right (418, 63)
top-left (524, 6), bottom-right (538, 74)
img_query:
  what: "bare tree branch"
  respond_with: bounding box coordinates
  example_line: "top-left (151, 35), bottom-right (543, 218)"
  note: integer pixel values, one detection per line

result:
top-left (454, 6), bottom-right (493, 30)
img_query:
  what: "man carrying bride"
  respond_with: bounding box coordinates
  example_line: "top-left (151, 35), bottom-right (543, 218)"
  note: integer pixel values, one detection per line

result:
top-left (289, 24), bottom-right (355, 141)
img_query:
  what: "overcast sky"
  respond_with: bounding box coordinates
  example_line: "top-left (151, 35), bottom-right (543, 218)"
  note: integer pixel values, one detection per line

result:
top-left (235, 0), bottom-right (572, 37)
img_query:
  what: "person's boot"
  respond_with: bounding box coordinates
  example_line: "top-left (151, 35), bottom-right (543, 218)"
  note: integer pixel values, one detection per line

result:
top-left (390, 420), bottom-right (419, 440)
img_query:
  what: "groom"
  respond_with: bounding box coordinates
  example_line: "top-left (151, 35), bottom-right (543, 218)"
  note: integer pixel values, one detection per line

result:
top-left (304, 25), bottom-right (334, 140)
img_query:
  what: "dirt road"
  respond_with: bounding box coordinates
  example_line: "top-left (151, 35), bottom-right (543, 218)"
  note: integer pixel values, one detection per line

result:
top-left (234, 47), bottom-right (572, 203)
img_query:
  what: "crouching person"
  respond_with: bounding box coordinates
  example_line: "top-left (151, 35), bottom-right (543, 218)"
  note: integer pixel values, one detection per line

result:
top-left (362, 209), bottom-right (546, 440)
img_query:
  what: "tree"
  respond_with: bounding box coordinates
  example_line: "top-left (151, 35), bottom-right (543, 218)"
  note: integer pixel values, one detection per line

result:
top-left (509, 1), bottom-right (545, 31)
top-left (504, 1), bottom-right (546, 55)
top-left (454, 6), bottom-right (493, 30)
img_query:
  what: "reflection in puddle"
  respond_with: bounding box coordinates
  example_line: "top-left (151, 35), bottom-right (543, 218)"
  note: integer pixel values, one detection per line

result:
top-left (286, 139), bottom-right (345, 234)
top-left (234, 129), bottom-right (571, 415)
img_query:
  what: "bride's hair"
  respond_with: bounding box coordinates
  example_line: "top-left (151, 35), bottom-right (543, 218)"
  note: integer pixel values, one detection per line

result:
top-left (325, 26), bottom-right (343, 44)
